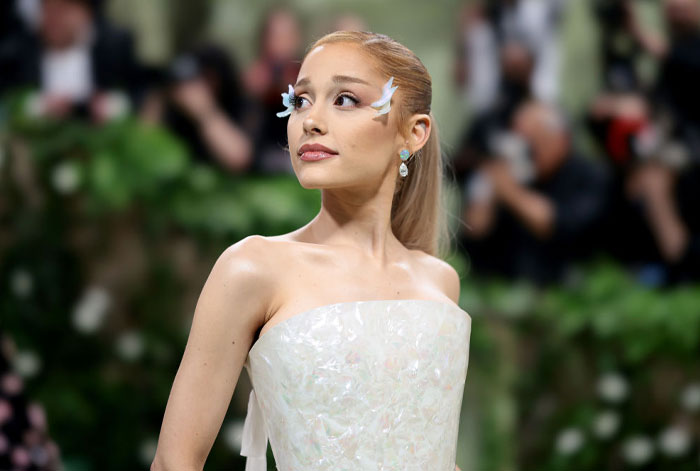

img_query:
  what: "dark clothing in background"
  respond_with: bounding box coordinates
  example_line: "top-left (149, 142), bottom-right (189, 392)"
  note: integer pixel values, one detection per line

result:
top-left (654, 32), bottom-right (700, 165)
top-left (671, 164), bottom-right (700, 281)
top-left (249, 59), bottom-right (300, 174)
top-left (598, 163), bottom-right (700, 283)
top-left (163, 96), bottom-right (250, 166)
top-left (598, 169), bottom-right (664, 266)
top-left (0, 0), bottom-right (26, 42)
top-left (593, 0), bottom-right (645, 92)
top-left (452, 80), bottom-right (531, 187)
top-left (460, 152), bottom-right (611, 285)
top-left (0, 19), bottom-right (145, 109)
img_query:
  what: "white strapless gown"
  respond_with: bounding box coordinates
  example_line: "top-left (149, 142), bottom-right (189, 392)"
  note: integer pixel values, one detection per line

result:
top-left (240, 299), bottom-right (472, 471)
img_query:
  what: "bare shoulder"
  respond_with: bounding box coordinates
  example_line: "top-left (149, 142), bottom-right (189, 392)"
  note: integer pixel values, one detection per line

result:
top-left (207, 235), bottom-right (282, 326)
top-left (221, 234), bottom-right (278, 269)
top-left (411, 249), bottom-right (461, 304)
top-left (216, 235), bottom-right (277, 283)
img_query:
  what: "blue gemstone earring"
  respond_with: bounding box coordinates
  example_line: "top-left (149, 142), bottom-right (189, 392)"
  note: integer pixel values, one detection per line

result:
top-left (399, 149), bottom-right (410, 177)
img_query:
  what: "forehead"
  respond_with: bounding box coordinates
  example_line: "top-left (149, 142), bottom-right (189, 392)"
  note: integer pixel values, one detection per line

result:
top-left (297, 42), bottom-right (382, 87)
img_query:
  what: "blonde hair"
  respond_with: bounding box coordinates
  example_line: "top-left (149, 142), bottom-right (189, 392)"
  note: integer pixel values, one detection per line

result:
top-left (303, 31), bottom-right (450, 258)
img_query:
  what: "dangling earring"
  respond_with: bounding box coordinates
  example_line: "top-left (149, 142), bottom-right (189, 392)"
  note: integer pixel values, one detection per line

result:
top-left (399, 149), bottom-right (410, 177)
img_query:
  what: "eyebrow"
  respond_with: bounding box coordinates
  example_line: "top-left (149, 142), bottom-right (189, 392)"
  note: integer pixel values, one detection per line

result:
top-left (294, 75), bottom-right (371, 88)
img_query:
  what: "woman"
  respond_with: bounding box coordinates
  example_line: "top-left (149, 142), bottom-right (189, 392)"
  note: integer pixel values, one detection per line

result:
top-left (152, 31), bottom-right (472, 471)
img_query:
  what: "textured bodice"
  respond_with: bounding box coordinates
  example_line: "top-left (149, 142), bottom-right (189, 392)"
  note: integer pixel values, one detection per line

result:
top-left (240, 299), bottom-right (472, 471)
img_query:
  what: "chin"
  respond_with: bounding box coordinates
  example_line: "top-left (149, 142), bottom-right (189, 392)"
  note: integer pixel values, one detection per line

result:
top-left (295, 169), bottom-right (350, 190)
top-left (297, 175), bottom-right (334, 190)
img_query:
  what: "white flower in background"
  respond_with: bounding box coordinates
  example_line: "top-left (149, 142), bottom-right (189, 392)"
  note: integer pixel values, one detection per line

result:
top-left (72, 285), bottom-right (111, 333)
top-left (658, 425), bottom-right (691, 457)
top-left (139, 437), bottom-right (157, 465)
top-left (51, 161), bottom-right (81, 194)
top-left (102, 91), bottom-right (131, 120)
top-left (597, 372), bottom-right (629, 403)
top-left (11, 350), bottom-right (41, 378)
top-left (115, 330), bottom-right (145, 362)
top-left (680, 382), bottom-right (700, 412)
top-left (555, 427), bottom-right (584, 455)
top-left (622, 435), bottom-right (654, 465)
top-left (223, 419), bottom-right (245, 452)
top-left (592, 410), bottom-right (620, 439)
top-left (10, 268), bottom-right (33, 298)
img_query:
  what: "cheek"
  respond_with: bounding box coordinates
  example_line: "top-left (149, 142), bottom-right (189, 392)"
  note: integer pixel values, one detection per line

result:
top-left (339, 115), bottom-right (394, 159)
top-left (287, 116), bottom-right (299, 149)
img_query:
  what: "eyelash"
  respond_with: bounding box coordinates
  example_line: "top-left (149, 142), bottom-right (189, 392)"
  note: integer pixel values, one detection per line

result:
top-left (292, 93), bottom-right (359, 110)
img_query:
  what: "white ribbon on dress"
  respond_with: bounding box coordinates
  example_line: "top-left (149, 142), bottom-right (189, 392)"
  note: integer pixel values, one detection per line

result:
top-left (240, 388), bottom-right (268, 471)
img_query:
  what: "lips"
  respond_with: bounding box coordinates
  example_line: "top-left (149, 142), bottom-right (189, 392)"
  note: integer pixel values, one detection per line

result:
top-left (298, 143), bottom-right (338, 159)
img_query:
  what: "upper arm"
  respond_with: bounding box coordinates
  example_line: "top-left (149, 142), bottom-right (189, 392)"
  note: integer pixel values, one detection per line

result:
top-left (152, 235), bottom-right (275, 470)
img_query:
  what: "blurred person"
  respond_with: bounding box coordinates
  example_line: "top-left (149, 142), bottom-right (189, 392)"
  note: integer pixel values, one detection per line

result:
top-left (152, 31), bottom-right (470, 471)
top-left (584, 94), bottom-right (670, 273)
top-left (593, 0), bottom-right (666, 93)
top-left (651, 0), bottom-right (700, 281)
top-left (452, 38), bottom-right (536, 186)
top-left (621, 160), bottom-right (700, 283)
top-left (590, 0), bottom-right (700, 284)
top-left (460, 100), bottom-right (611, 285)
top-left (454, 0), bottom-right (569, 114)
top-left (584, 0), bottom-right (665, 184)
top-left (155, 44), bottom-right (253, 173)
top-left (0, 0), bottom-right (144, 122)
top-left (653, 0), bottom-right (700, 164)
top-left (243, 6), bottom-right (303, 174)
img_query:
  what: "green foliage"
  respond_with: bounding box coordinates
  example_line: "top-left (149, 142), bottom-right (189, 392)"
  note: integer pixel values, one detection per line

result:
top-left (460, 256), bottom-right (700, 471)
top-left (0, 90), bottom-right (320, 470)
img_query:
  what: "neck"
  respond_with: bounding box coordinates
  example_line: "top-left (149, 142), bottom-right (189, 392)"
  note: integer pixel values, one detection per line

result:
top-left (301, 183), bottom-right (403, 265)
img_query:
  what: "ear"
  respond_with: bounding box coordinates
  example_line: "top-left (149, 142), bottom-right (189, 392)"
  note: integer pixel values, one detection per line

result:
top-left (406, 113), bottom-right (431, 154)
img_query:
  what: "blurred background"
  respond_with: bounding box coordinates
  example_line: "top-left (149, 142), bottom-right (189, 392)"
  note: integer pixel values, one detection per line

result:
top-left (1, 0), bottom-right (700, 469)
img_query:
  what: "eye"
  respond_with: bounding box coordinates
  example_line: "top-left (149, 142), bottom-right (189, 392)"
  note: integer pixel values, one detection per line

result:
top-left (335, 93), bottom-right (359, 108)
top-left (293, 95), bottom-right (310, 110)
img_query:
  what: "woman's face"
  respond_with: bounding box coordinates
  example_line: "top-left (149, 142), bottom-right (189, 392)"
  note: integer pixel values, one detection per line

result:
top-left (287, 42), bottom-right (405, 189)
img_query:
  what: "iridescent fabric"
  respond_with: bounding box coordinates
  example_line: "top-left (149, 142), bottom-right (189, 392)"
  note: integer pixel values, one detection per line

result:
top-left (240, 299), bottom-right (472, 471)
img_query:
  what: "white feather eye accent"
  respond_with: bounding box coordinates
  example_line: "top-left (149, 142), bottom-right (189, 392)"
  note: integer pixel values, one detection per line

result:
top-left (370, 76), bottom-right (398, 116)
top-left (276, 84), bottom-right (295, 118)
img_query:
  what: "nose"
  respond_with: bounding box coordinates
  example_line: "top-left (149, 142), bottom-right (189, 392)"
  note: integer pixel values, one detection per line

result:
top-left (302, 107), bottom-right (327, 135)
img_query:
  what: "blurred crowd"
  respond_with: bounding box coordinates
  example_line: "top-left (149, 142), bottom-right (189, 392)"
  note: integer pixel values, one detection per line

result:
top-left (1, 0), bottom-right (320, 174)
top-left (1, 0), bottom-right (699, 291)
top-left (453, 0), bottom-right (700, 287)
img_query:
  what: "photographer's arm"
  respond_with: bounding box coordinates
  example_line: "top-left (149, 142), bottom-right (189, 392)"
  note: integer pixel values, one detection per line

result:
top-left (482, 160), bottom-right (555, 240)
top-left (172, 78), bottom-right (253, 173)
top-left (151, 236), bottom-right (274, 471)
